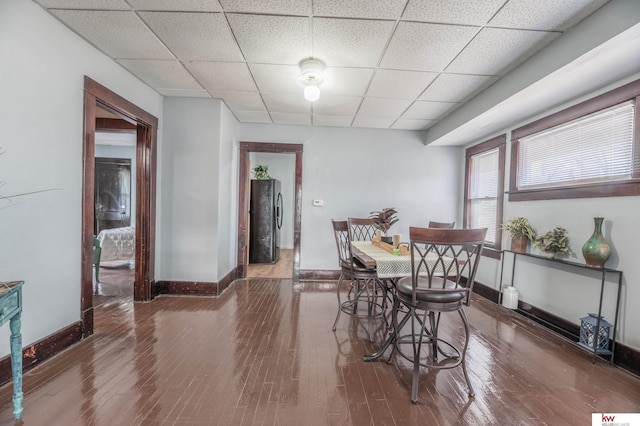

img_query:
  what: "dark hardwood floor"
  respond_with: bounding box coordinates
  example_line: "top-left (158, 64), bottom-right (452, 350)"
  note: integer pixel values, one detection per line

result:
top-left (1, 275), bottom-right (638, 425)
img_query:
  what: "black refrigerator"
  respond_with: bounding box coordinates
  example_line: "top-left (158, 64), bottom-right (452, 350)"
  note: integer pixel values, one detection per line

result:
top-left (249, 179), bottom-right (283, 264)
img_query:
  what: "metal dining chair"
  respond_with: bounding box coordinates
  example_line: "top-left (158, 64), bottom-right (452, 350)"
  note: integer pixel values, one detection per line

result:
top-left (330, 219), bottom-right (386, 342)
top-left (390, 226), bottom-right (486, 403)
top-left (428, 221), bottom-right (455, 229)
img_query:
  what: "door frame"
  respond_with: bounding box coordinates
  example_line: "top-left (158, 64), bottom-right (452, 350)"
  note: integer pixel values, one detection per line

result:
top-left (237, 142), bottom-right (303, 280)
top-left (82, 76), bottom-right (158, 337)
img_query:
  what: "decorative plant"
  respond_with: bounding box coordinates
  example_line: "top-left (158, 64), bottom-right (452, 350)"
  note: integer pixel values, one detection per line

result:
top-left (252, 165), bottom-right (271, 180)
top-left (501, 217), bottom-right (536, 240)
top-left (533, 226), bottom-right (569, 254)
top-left (369, 207), bottom-right (398, 234)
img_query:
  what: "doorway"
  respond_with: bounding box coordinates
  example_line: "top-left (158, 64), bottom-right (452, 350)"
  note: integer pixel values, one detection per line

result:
top-left (82, 76), bottom-right (158, 337)
top-left (237, 142), bottom-right (303, 281)
top-left (246, 152), bottom-right (295, 278)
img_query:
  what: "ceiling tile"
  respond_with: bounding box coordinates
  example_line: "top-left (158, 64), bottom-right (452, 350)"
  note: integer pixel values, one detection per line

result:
top-left (313, 0), bottom-right (407, 19)
top-left (402, 101), bottom-right (458, 120)
top-left (157, 88), bottom-right (211, 97)
top-left (211, 91), bottom-right (267, 112)
top-left (322, 67), bottom-right (374, 97)
top-left (128, 0), bottom-right (222, 11)
top-left (311, 95), bottom-right (362, 115)
top-left (261, 92), bottom-right (311, 114)
top-left (489, 0), bottom-right (609, 31)
top-left (271, 112), bottom-right (312, 125)
top-left (35, 0), bottom-right (130, 9)
top-left (51, 10), bottom-right (174, 59)
top-left (227, 14), bottom-right (310, 65)
top-left (446, 27), bottom-right (560, 76)
top-left (419, 73), bottom-right (499, 102)
top-left (219, 0), bottom-right (311, 15)
top-left (117, 59), bottom-right (203, 89)
top-left (352, 115), bottom-right (395, 129)
top-left (392, 119), bottom-right (435, 130)
top-left (402, 0), bottom-right (505, 26)
top-left (233, 110), bottom-right (272, 123)
top-left (249, 64), bottom-right (300, 94)
top-left (367, 69), bottom-right (438, 99)
top-left (139, 12), bottom-right (243, 61)
top-left (312, 114), bottom-right (353, 127)
top-left (186, 61), bottom-right (258, 91)
top-left (358, 98), bottom-right (413, 117)
top-left (380, 22), bottom-right (479, 72)
top-left (312, 18), bottom-right (395, 67)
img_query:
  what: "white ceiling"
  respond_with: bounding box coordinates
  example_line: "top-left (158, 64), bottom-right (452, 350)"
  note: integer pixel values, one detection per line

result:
top-left (36, 0), bottom-right (610, 133)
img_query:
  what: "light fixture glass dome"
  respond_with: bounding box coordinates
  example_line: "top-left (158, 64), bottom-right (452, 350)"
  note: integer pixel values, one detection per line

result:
top-left (304, 85), bottom-right (320, 102)
top-left (299, 58), bottom-right (325, 102)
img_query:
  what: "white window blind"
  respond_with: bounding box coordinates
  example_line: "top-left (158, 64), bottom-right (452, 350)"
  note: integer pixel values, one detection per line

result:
top-left (517, 100), bottom-right (636, 190)
top-left (469, 148), bottom-right (499, 244)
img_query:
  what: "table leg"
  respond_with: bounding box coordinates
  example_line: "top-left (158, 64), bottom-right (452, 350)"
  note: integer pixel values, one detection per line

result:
top-left (10, 314), bottom-right (23, 420)
top-left (362, 308), bottom-right (411, 362)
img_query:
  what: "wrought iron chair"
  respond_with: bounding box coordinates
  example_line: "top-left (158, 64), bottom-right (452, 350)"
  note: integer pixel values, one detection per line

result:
top-left (428, 221), bottom-right (455, 229)
top-left (390, 226), bottom-right (486, 403)
top-left (331, 219), bottom-right (385, 342)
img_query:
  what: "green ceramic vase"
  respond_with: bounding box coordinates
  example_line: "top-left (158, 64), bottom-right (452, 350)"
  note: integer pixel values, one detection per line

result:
top-left (582, 217), bottom-right (611, 268)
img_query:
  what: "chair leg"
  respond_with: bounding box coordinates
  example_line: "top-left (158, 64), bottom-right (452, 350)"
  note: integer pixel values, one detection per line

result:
top-left (411, 309), bottom-right (429, 404)
top-left (332, 273), bottom-right (346, 331)
top-left (459, 308), bottom-right (475, 397)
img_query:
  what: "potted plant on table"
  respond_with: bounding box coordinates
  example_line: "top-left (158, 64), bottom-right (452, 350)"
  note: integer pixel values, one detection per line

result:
top-left (502, 217), bottom-right (536, 253)
top-left (369, 207), bottom-right (398, 244)
top-left (533, 226), bottom-right (569, 258)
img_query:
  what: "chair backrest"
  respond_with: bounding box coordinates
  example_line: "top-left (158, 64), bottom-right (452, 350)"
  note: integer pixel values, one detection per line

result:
top-left (347, 217), bottom-right (379, 242)
top-left (408, 226), bottom-right (487, 306)
top-left (428, 221), bottom-right (455, 229)
top-left (331, 220), bottom-right (351, 267)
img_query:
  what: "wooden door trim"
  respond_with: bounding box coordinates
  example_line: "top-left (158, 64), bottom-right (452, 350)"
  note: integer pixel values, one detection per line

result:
top-left (82, 76), bottom-right (158, 336)
top-left (237, 142), bottom-right (303, 280)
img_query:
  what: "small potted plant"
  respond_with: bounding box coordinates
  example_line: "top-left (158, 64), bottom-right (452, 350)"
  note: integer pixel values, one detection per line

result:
top-left (502, 217), bottom-right (536, 253)
top-left (533, 226), bottom-right (569, 258)
top-left (369, 207), bottom-right (398, 243)
top-left (252, 165), bottom-right (271, 180)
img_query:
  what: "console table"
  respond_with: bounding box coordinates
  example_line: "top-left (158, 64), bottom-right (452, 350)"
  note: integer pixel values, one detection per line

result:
top-left (0, 281), bottom-right (23, 419)
top-left (499, 251), bottom-right (622, 365)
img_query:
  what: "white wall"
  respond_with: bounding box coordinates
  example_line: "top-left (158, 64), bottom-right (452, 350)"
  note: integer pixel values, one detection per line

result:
top-left (160, 98), bottom-right (221, 281)
top-left (249, 152), bottom-right (296, 249)
top-left (216, 103), bottom-right (240, 280)
top-left (468, 73), bottom-right (640, 351)
top-left (239, 125), bottom-right (462, 271)
top-left (0, 0), bottom-right (162, 355)
top-left (95, 142), bottom-right (137, 227)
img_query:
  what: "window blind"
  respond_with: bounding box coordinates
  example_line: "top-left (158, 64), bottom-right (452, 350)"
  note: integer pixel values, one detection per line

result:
top-left (469, 148), bottom-right (499, 244)
top-left (517, 100), bottom-right (636, 190)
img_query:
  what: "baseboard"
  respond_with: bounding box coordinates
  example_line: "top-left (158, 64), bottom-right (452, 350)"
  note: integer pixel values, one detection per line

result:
top-left (299, 269), bottom-right (340, 281)
top-left (473, 281), bottom-right (640, 377)
top-left (0, 321), bottom-right (83, 386)
top-left (155, 280), bottom-right (218, 296)
top-left (154, 266), bottom-right (238, 297)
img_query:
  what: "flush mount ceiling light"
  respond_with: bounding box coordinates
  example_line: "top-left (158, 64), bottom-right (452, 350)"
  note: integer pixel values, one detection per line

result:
top-left (299, 58), bottom-right (325, 102)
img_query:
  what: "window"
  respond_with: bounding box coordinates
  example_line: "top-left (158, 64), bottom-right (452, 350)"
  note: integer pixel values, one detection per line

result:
top-left (464, 135), bottom-right (506, 257)
top-left (509, 79), bottom-right (640, 201)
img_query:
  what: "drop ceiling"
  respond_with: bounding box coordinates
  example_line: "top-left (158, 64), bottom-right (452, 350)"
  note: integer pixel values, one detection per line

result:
top-left (36, 0), bottom-right (610, 132)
